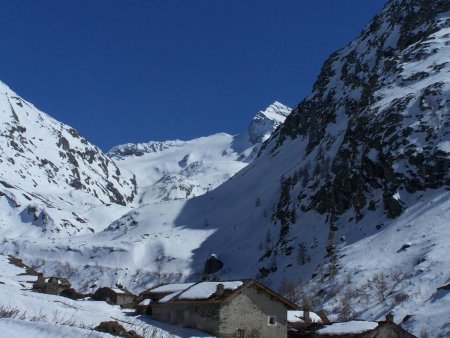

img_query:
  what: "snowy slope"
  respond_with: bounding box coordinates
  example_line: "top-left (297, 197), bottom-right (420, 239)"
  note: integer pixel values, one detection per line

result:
top-left (0, 254), bottom-right (213, 337)
top-left (0, 91), bottom-right (290, 290)
top-left (0, 80), bottom-right (137, 236)
top-left (107, 102), bottom-right (291, 203)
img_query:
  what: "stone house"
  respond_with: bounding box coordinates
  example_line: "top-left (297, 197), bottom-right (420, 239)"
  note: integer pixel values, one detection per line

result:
top-left (32, 273), bottom-right (71, 295)
top-left (136, 282), bottom-right (196, 316)
top-left (93, 287), bottom-right (135, 307)
top-left (289, 316), bottom-right (417, 338)
top-left (134, 298), bottom-right (152, 315)
top-left (149, 279), bottom-right (299, 338)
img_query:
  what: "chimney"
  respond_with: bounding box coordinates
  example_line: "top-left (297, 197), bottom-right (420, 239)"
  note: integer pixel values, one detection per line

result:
top-left (304, 309), bottom-right (311, 322)
top-left (386, 312), bottom-right (394, 323)
top-left (215, 283), bottom-right (225, 296)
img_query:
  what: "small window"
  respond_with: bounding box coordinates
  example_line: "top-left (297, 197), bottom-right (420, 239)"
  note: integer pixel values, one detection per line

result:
top-left (268, 315), bottom-right (277, 326)
top-left (236, 329), bottom-right (245, 338)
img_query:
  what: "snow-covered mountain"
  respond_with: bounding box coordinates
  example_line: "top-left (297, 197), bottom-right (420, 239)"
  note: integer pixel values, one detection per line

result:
top-left (159, 0), bottom-right (449, 334)
top-left (46, 0), bottom-right (447, 334)
top-left (0, 84), bottom-right (290, 292)
top-left (107, 101), bottom-right (291, 203)
top-left (0, 0), bottom-right (449, 336)
top-left (0, 81), bottom-right (137, 205)
top-left (0, 80), bottom-right (137, 236)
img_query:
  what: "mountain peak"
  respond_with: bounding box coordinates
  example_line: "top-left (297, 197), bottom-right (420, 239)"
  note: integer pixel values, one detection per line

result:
top-left (247, 101), bottom-right (291, 144)
top-left (0, 80), bottom-right (15, 95)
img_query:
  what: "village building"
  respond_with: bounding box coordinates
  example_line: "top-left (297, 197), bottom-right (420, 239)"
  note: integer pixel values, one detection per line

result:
top-left (288, 309), bottom-right (325, 332)
top-left (134, 298), bottom-right (152, 315)
top-left (136, 282), bottom-right (196, 316)
top-left (32, 273), bottom-right (71, 295)
top-left (93, 287), bottom-right (136, 307)
top-left (288, 315), bottom-right (417, 338)
top-left (147, 279), bottom-right (299, 338)
top-left (140, 282), bottom-right (196, 303)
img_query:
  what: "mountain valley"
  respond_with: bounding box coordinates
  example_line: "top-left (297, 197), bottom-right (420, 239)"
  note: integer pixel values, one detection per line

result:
top-left (0, 0), bottom-right (449, 336)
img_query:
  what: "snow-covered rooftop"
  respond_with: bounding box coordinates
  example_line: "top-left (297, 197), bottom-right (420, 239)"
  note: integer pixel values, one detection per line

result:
top-left (111, 288), bottom-right (125, 294)
top-left (150, 283), bottom-right (195, 293)
top-left (317, 321), bottom-right (378, 335)
top-left (138, 299), bottom-right (152, 306)
top-left (159, 291), bottom-right (183, 303)
top-left (178, 281), bottom-right (243, 300)
top-left (287, 310), bottom-right (322, 323)
top-left (151, 283), bottom-right (195, 293)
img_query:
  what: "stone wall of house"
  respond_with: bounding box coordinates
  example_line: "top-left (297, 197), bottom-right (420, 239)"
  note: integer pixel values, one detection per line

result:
top-left (116, 294), bottom-right (135, 306)
top-left (152, 302), bottom-right (221, 335)
top-left (291, 322), bottom-right (417, 338)
top-left (219, 286), bottom-right (288, 338)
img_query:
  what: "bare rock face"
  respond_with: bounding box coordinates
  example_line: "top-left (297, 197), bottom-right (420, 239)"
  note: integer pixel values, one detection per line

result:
top-left (267, 0), bottom-right (450, 230)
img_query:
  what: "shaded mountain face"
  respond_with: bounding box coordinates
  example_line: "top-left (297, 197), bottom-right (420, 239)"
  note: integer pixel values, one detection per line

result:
top-left (266, 0), bottom-right (450, 228)
top-left (0, 81), bottom-right (137, 206)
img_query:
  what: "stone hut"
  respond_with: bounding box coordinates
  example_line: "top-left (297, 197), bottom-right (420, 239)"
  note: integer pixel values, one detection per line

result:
top-left (134, 298), bottom-right (152, 315)
top-left (149, 279), bottom-right (299, 338)
top-left (93, 287), bottom-right (135, 307)
top-left (288, 316), bottom-right (417, 338)
top-left (137, 282), bottom-right (195, 316)
top-left (32, 273), bottom-right (71, 295)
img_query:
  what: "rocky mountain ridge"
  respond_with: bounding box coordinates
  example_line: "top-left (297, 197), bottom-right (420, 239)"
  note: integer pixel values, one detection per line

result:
top-left (0, 81), bottom-right (137, 206)
top-left (266, 0), bottom-right (450, 232)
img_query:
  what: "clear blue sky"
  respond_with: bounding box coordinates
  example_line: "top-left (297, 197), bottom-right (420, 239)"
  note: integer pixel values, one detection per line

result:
top-left (0, 0), bottom-right (387, 151)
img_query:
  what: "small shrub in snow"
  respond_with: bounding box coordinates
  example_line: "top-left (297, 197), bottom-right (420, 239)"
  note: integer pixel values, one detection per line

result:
top-left (372, 273), bottom-right (388, 302)
top-left (94, 321), bottom-right (143, 338)
top-left (394, 292), bottom-right (409, 304)
top-left (390, 270), bottom-right (405, 285)
top-left (355, 283), bottom-right (370, 306)
top-left (0, 305), bottom-right (26, 319)
top-left (297, 242), bottom-right (310, 265)
top-left (419, 328), bottom-right (429, 338)
top-left (337, 292), bottom-right (355, 321)
top-left (279, 278), bottom-right (303, 304)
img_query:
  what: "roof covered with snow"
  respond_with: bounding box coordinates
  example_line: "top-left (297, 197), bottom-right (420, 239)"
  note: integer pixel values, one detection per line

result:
top-left (150, 279), bottom-right (299, 309)
top-left (150, 282), bottom-right (195, 293)
top-left (111, 288), bottom-right (126, 294)
top-left (288, 310), bottom-right (322, 323)
top-left (178, 281), bottom-right (243, 300)
top-left (317, 321), bottom-right (378, 335)
top-left (138, 299), bottom-right (152, 306)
